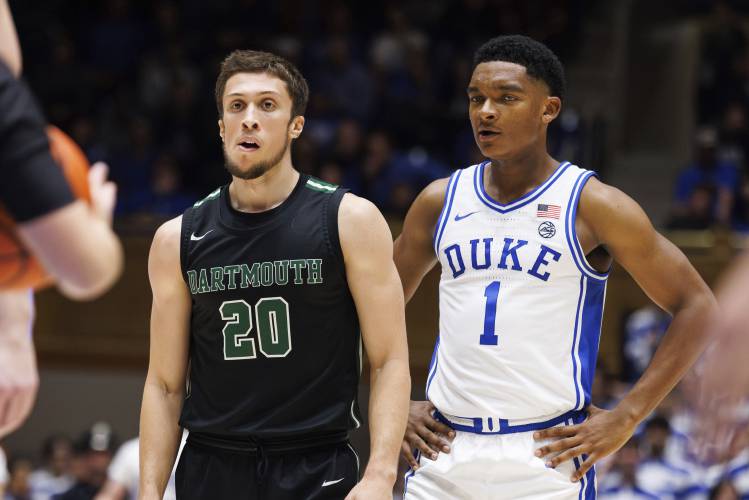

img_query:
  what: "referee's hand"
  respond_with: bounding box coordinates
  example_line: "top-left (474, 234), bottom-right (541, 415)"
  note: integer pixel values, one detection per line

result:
top-left (400, 400), bottom-right (454, 470)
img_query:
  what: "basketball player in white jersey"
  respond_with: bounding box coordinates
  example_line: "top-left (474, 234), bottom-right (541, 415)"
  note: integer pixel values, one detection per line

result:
top-left (395, 35), bottom-right (716, 499)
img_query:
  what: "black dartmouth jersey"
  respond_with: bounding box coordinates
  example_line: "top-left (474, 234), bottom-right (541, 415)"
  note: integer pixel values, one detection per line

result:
top-left (178, 174), bottom-right (362, 438)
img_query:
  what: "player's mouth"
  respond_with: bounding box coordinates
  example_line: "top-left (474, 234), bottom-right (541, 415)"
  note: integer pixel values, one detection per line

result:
top-left (237, 137), bottom-right (261, 152)
top-left (477, 129), bottom-right (501, 143)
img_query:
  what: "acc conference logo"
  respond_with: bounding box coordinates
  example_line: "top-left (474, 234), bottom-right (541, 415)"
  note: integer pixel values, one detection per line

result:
top-left (538, 221), bottom-right (556, 238)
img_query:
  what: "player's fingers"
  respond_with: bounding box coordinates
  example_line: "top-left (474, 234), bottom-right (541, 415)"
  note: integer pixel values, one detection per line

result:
top-left (401, 441), bottom-right (420, 470)
top-left (547, 446), bottom-right (587, 468)
top-left (534, 424), bottom-right (577, 441)
top-left (424, 417), bottom-right (455, 440)
top-left (535, 436), bottom-right (581, 457)
top-left (408, 433), bottom-right (439, 461)
top-left (571, 454), bottom-right (597, 482)
top-left (421, 426), bottom-right (452, 453)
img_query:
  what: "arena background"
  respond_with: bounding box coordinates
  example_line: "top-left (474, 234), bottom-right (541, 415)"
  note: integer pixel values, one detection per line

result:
top-left (4, 0), bottom-right (749, 498)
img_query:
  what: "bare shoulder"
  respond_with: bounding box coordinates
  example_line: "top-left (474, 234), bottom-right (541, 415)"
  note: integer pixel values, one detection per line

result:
top-left (150, 215), bottom-right (183, 268)
top-left (578, 176), bottom-right (653, 242)
top-left (339, 193), bottom-right (390, 237)
top-left (416, 177), bottom-right (450, 215)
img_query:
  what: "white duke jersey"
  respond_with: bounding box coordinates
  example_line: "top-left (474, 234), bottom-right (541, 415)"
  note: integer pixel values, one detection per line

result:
top-left (428, 160), bottom-right (609, 426)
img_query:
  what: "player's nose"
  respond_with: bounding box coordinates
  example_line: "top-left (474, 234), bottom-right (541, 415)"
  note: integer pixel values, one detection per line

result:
top-left (241, 105), bottom-right (261, 130)
top-left (478, 100), bottom-right (498, 121)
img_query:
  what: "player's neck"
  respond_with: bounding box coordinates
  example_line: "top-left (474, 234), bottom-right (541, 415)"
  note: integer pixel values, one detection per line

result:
top-left (228, 160), bottom-right (300, 213)
top-left (485, 150), bottom-right (559, 205)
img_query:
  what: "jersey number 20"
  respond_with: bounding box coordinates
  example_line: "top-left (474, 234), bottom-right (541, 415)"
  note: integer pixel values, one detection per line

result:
top-left (219, 298), bottom-right (291, 360)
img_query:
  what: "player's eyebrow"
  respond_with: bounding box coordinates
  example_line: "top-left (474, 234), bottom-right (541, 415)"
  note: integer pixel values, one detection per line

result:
top-left (466, 83), bottom-right (525, 94)
top-left (225, 90), bottom-right (282, 99)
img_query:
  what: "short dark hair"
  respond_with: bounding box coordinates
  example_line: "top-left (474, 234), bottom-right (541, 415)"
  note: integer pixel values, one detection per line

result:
top-left (473, 35), bottom-right (565, 99)
top-left (215, 50), bottom-right (309, 119)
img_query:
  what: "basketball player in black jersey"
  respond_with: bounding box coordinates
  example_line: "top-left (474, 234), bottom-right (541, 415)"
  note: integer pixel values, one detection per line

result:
top-left (139, 50), bottom-right (411, 499)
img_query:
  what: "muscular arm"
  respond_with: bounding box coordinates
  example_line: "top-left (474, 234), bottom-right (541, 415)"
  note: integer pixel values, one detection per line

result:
top-left (536, 177), bottom-right (716, 479)
top-left (583, 178), bottom-right (715, 422)
top-left (339, 194), bottom-right (410, 495)
top-left (139, 217), bottom-right (190, 499)
top-left (393, 178), bottom-right (448, 302)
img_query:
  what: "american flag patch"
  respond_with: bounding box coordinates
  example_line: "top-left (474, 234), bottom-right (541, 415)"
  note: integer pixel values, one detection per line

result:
top-left (537, 204), bottom-right (561, 219)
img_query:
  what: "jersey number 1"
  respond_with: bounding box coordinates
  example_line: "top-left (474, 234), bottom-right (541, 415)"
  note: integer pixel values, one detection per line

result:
top-left (479, 281), bottom-right (500, 346)
top-left (219, 298), bottom-right (292, 360)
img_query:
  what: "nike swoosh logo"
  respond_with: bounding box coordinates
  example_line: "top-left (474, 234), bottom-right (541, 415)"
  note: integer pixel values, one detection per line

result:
top-left (454, 211), bottom-right (478, 221)
top-left (190, 230), bottom-right (214, 241)
top-left (322, 478), bottom-right (344, 487)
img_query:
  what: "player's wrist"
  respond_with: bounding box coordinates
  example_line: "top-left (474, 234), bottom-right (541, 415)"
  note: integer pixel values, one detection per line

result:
top-left (361, 462), bottom-right (397, 485)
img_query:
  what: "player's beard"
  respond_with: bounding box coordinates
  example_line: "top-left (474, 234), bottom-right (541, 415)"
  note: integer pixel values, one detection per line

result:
top-left (224, 135), bottom-right (291, 180)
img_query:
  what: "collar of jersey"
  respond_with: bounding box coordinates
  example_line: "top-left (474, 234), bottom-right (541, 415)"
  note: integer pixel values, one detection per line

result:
top-left (473, 160), bottom-right (571, 214)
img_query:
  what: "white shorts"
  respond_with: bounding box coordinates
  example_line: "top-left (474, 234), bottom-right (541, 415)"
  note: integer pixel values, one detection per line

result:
top-left (403, 425), bottom-right (596, 500)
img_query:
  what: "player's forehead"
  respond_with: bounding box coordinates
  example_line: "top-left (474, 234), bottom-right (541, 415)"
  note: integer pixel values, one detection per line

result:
top-left (468, 61), bottom-right (535, 93)
top-left (223, 72), bottom-right (291, 102)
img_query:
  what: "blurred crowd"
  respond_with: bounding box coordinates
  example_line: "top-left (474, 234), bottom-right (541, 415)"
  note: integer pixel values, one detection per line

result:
top-left (12, 0), bottom-right (587, 220)
top-left (668, 1), bottom-right (749, 231)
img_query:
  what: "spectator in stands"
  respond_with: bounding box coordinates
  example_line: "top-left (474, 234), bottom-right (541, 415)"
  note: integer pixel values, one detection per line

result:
top-left (6, 455), bottom-right (33, 500)
top-left (669, 127), bottom-right (739, 228)
top-left (28, 435), bottom-right (74, 500)
top-left (637, 416), bottom-right (703, 499)
top-left (599, 439), bottom-right (658, 499)
top-left (54, 423), bottom-right (116, 500)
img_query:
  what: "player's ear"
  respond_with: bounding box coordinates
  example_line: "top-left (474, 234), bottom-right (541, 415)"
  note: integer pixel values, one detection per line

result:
top-left (542, 97), bottom-right (561, 124)
top-left (218, 119), bottom-right (225, 142)
top-left (289, 116), bottom-right (305, 139)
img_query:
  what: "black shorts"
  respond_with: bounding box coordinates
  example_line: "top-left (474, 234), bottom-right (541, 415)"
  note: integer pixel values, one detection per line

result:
top-left (175, 432), bottom-right (360, 500)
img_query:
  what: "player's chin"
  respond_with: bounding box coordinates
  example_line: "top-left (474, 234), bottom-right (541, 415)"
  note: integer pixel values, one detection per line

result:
top-left (475, 141), bottom-right (509, 159)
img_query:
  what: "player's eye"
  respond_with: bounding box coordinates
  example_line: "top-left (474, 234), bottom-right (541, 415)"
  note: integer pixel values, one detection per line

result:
top-left (261, 99), bottom-right (276, 111)
top-left (469, 95), bottom-right (484, 104)
top-left (230, 100), bottom-right (244, 111)
top-left (502, 95), bottom-right (518, 103)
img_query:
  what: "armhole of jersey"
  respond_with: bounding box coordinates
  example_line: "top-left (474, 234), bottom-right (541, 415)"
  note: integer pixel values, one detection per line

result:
top-left (432, 170), bottom-right (462, 256)
top-left (179, 207), bottom-right (194, 283)
top-left (326, 188), bottom-right (349, 264)
top-left (564, 171), bottom-right (610, 281)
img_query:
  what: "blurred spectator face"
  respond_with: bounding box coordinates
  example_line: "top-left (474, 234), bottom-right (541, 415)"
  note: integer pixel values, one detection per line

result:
top-left (643, 417), bottom-right (670, 458)
top-left (723, 103), bottom-right (747, 133)
top-left (219, 72), bottom-right (303, 180)
top-left (468, 61), bottom-right (557, 160)
top-left (152, 155), bottom-right (181, 195)
top-left (8, 457), bottom-right (33, 498)
top-left (688, 185), bottom-right (714, 218)
top-left (617, 442), bottom-right (640, 485)
top-left (47, 437), bottom-right (73, 476)
top-left (363, 132), bottom-right (392, 177)
top-left (336, 119), bottom-right (362, 156)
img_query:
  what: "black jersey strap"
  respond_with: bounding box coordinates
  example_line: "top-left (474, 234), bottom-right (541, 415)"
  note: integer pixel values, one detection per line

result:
top-left (325, 187), bottom-right (349, 263)
top-left (179, 207), bottom-right (195, 281)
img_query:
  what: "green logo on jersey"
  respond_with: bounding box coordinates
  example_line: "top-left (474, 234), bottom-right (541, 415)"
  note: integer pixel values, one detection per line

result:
top-left (186, 259), bottom-right (323, 295)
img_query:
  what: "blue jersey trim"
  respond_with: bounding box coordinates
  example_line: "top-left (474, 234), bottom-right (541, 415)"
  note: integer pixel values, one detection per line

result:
top-left (434, 408), bottom-right (586, 435)
top-left (565, 170), bottom-right (610, 281)
top-left (580, 278), bottom-right (607, 407)
top-left (473, 160), bottom-right (572, 214)
top-left (729, 463), bottom-right (749, 478)
top-left (571, 276), bottom-right (585, 410)
top-left (425, 336), bottom-right (441, 399)
top-left (432, 170), bottom-right (462, 255)
top-left (402, 449), bottom-right (420, 497)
